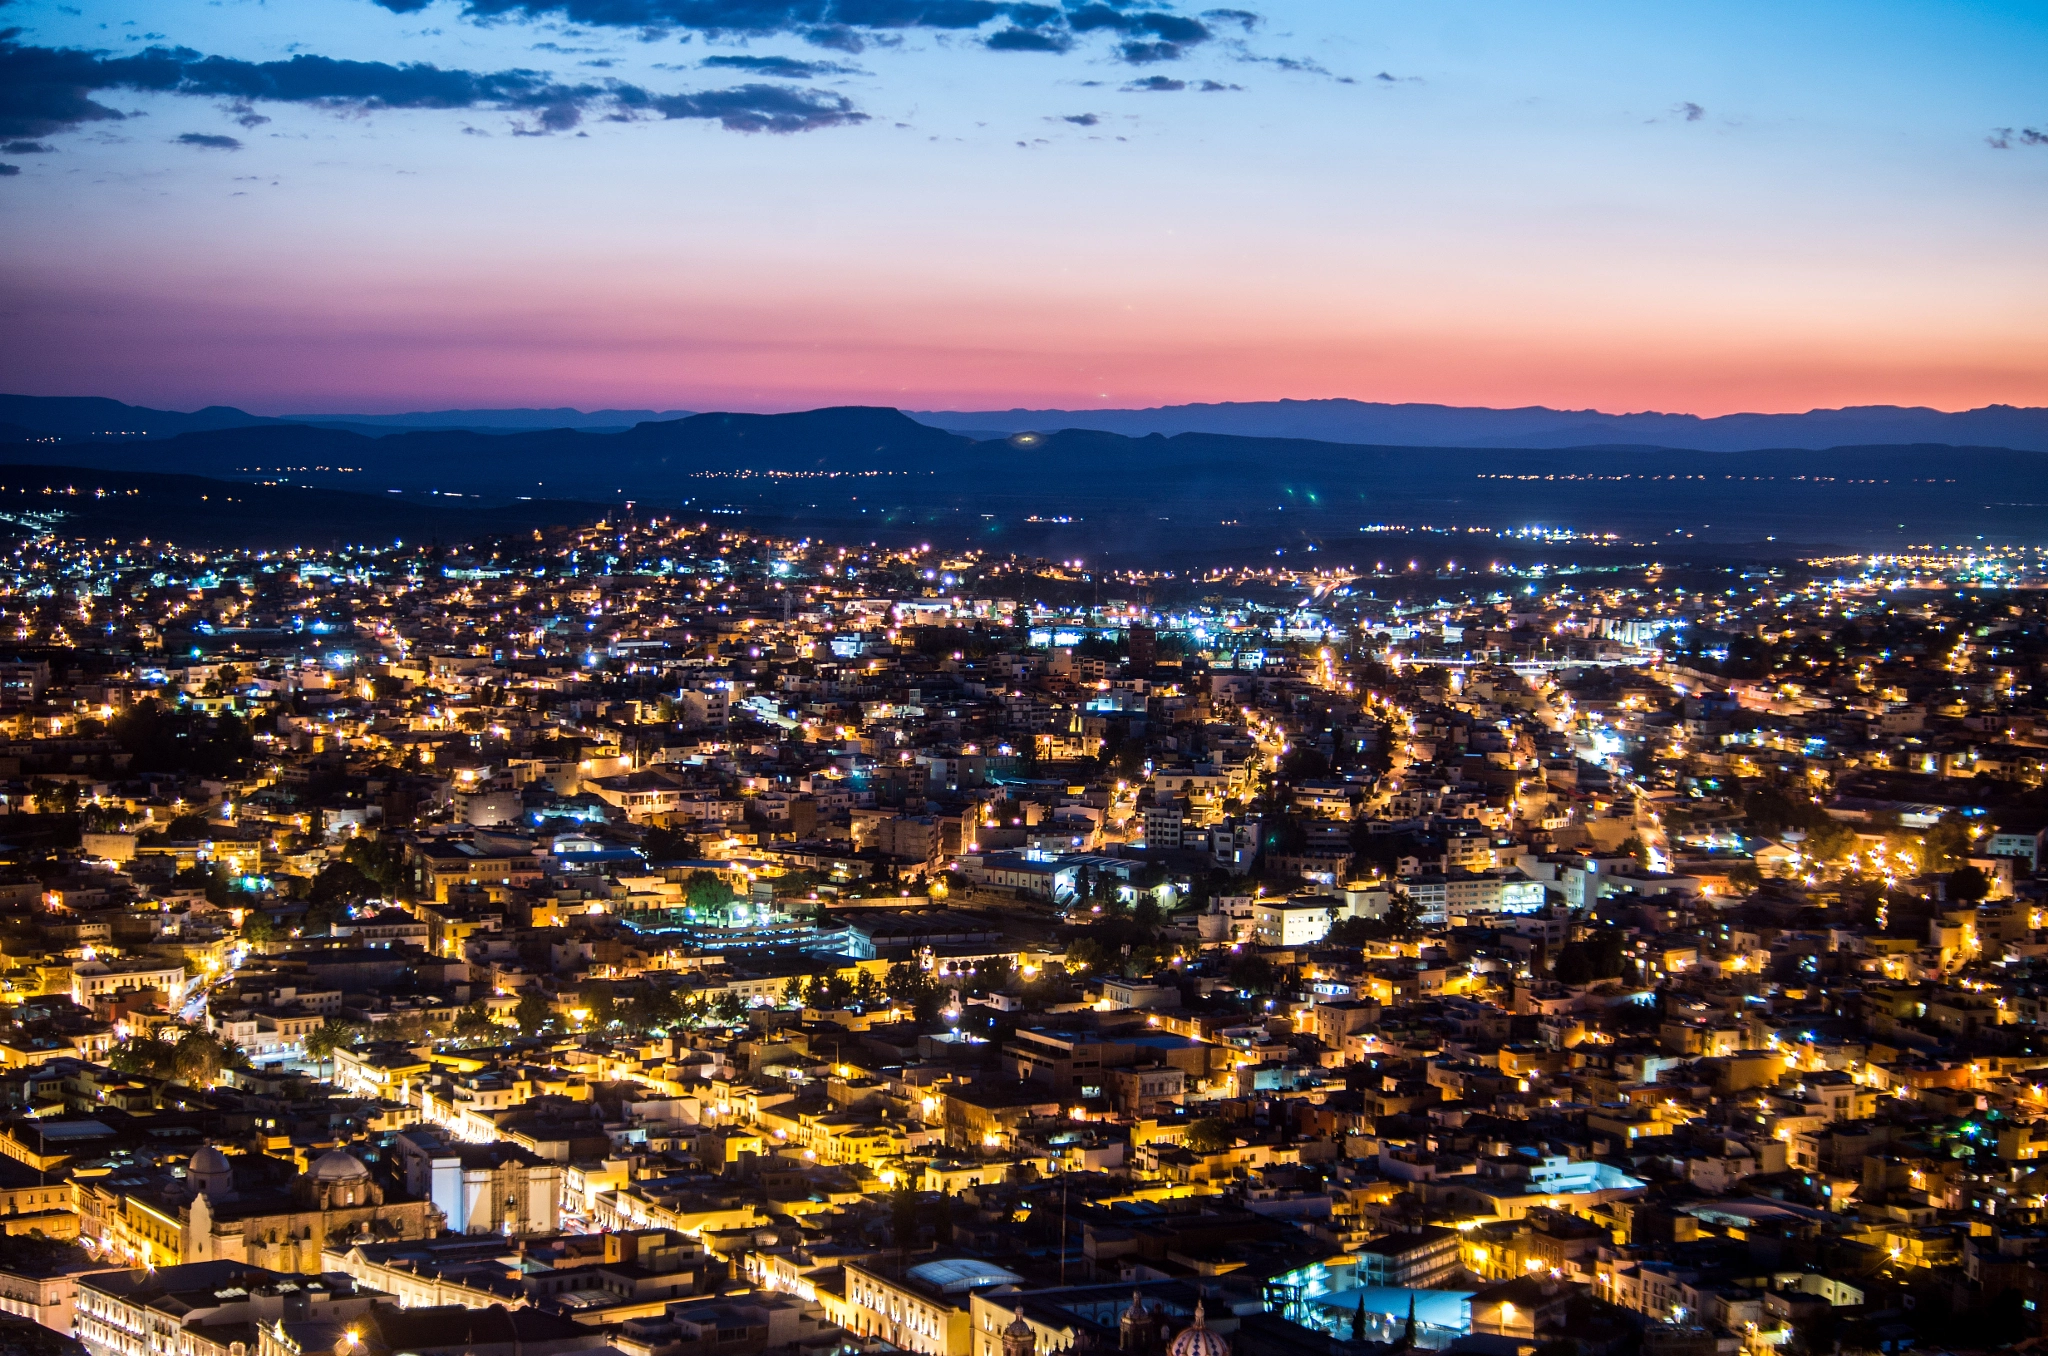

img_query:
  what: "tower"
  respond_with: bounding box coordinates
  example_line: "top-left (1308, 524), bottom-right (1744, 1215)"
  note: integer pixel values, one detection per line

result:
top-left (1003, 1311), bottom-right (1035, 1356)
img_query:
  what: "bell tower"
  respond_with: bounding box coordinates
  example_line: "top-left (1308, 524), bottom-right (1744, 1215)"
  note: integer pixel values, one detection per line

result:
top-left (1002, 1312), bottom-right (1035, 1356)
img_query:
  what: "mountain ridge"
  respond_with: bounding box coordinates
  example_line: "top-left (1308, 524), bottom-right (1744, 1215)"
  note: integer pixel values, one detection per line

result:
top-left (909, 397), bottom-right (2048, 452)
top-left (10, 392), bottom-right (2048, 452)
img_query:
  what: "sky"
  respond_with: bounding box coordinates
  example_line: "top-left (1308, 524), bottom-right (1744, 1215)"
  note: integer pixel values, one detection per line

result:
top-left (2, 0), bottom-right (2046, 416)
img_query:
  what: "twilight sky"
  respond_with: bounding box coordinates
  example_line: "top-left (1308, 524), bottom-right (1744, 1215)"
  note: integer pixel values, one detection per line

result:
top-left (2, 0), bottom-right (2045, 416)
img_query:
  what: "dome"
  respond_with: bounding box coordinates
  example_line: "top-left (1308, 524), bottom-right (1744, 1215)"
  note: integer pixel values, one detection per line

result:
top-left (1168, 1304), bottom-right (1230, 1356)
top-left (188, 1145), bottom-right (233, 1198)
top-left (311, 1150), bottom-right (371, 1182)
top-left (1006, 1314), bottom-right (1035, 1340)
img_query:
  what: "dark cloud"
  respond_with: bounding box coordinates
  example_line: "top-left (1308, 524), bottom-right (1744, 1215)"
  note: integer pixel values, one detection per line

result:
top-left (1123, 75), bottom-right (1181, 90)
top-left (0, 33), bottom-right (864, 139)
top-left (1, 138), bottom-right (53, 152)
top-left (985, 25), bottom-right (1070, 51)
top-left (1987, 126), bottom-right (2048, 149)
top-left (1059, 111), bottom-right (1096, 124)
top-left (1675, 100), bottom-right (1703, 121)
top-left (372, 0), bottom-right (1229, 63)
top-left (613, 80), bottom-right (863, 130)
top-left (176, 131), bottom-right (241, 147)
top-left (1066, 5), bottom-right (1211, 61)
top-left (0, 162), bottom-right (18, 175)
top-left (699, 52), bottom-right (855, 75)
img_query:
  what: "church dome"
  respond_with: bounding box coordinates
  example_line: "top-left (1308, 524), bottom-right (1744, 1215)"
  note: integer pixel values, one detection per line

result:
top-left (188, 1145), bottom-right (233, 1198)
top-left (1167, 1304), bottom-right (1229, 1356)
top-left (311, 1149), bottom-right (371, 1182)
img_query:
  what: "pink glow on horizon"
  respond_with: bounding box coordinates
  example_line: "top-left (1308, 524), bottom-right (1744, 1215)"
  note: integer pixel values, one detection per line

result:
top-left (5, 254), bottom-right (2046, 417)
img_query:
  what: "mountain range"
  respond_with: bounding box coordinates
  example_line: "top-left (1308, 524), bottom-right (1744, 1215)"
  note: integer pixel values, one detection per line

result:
top-left (3, 402), bottom-right (2043, 557)
top-left (8, 393), bottom-right (2048, 452)
top-left (914, 398), bottom-right (2048, 452)
top-left (0, 394), bottom-right (691, 441)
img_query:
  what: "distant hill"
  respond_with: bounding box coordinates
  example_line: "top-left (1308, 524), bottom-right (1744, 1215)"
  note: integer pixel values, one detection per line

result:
top-left (0, 395), bottom-right (284, 441)
top-left (292, 405), bottom-right (694, 432)
top-left (0, 406), bottom-right (974, 498)
top-left (0, 394), bottom-right (695, 440)
top-left (5, 403), bottom-right (2044, 553)
top-left (0, 464), bottom-right (606, 548)
top-left (910, 398), bottom-right (2048, 453)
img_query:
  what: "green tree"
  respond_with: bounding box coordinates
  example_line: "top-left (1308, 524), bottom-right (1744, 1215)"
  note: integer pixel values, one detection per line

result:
top-left (241, 910), bottom-right (278, 944)
top-left (304, 1018), bottom-right (368, 1077)
top-left (684, 872), bottom-right (739, 916)
top-left (1185, 1117), bottom-right (1234, 1153)
top-left (452, 1002), bottom-right (499, 1042)
top-left (883, 962), bottom-right (942, 1021)
top-left (512, 990), bottom-right (555, 1036)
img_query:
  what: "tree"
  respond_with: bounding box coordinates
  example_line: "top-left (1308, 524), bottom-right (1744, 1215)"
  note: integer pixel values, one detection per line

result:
top-left (684, 872), bottom-right (739, 917)
top-left (1185, 1117), bottom-right (1234, 1153)
top-left (241, 910), bottom-right (278, 944)
top-left (340, 836), bottom-right (407, 893)
top-left (1726, 862), bottom-right (1763, 893)
top-left (512, 990), bottom-right (555, 1036)
top-left (1552, 946), bottom-right (1594, 986)
top-left (853, 969), bottom-right (885, 1010)
top-left (304, 1018), bottom-right (369, 1077)
top-left (452, 1002), bottom-right (499, 1042)
top-left (1924, 817), bottom-right (1973, 873)
top-left (883, 962), bottom-right (942, 1021)
top-left (1327, 917), bottom-right (1377, 949)
top-left (1948, 865), bottom-right (1991, 903)
top-left (1226, 950), bottom-right (1280, 996)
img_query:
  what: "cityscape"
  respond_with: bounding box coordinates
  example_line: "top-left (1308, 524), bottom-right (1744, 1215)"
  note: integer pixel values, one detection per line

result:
top-left (0, 502), bottom-right (2036, 1356)
top-left (5, 2), bottom-right (2048, 1356)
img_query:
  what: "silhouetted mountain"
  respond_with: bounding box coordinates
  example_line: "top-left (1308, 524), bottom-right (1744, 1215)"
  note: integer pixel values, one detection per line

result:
top-left (0, 394), bottom-right (283, 440)
top-left (0, 406), bottom-right (976, 495)
top-left (0, 464), bottom-right (605, 548)
top-left (4, 404), bottom-right (2044, 553)
top-left (911, 398), bottom-right (2048, 453)
top-left (294, 405), bottom-right (694, 432)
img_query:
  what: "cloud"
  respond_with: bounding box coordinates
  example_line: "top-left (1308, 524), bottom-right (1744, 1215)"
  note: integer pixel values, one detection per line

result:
top-left (985, 25), bottom-right (1070, 51)
top-left (698, 53), bottom-right (855, 75)
top-left (1242, 52), bottom-right (1349, 81)
top-left (613, 79), bottom-right (863, 130)
top-left (1123, 75), bottom-right (1181, 90)
top-left (1987, 126), bottom-right (2048, 149)
top-left (1059, 111), bottom-right (1096, 124)
top-left (372, 0), bottom-right (1230, 64)
top-left (1, 138), bottom-right (53, 152)
top-left (1675, 100), bottom-right (1703, 121)
top-left (0, 33), bottom-right (865, 139)
top-left (177, 131), bottom-right (242, 147)
top-left (1066, 5), bottom-right (1212, 61)
top-left (0, 162), bottom-right (18, 175)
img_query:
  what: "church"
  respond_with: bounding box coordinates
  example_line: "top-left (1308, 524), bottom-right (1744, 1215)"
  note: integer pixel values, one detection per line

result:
top-left (180, 1145), bottom-right (441, 1274)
